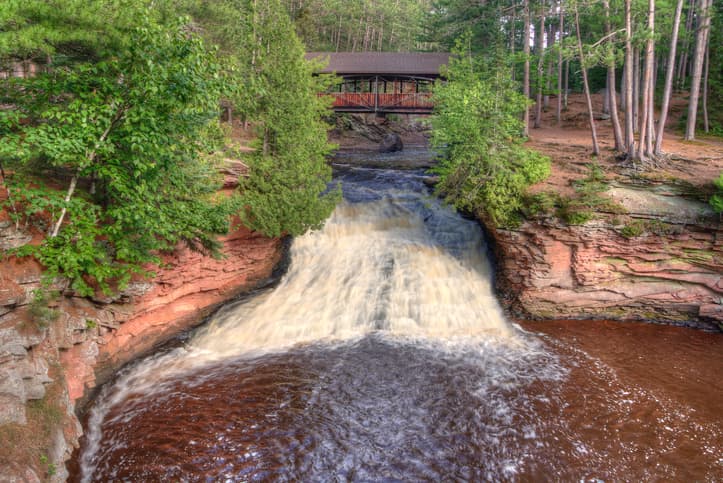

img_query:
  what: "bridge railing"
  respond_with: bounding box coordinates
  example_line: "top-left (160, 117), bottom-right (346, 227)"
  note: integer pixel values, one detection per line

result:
top-left (324, 92), bottom-right (434, 112)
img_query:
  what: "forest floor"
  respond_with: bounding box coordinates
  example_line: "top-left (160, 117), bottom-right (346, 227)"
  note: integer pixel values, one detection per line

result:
top-left (527, 92), bottom-right (723, 199)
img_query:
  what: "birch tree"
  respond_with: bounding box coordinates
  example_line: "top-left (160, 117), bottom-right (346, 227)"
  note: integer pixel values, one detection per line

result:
top-left (655, 0), bottom-right (685, 154)
top-left (685, 0), bottom-right (712, 140)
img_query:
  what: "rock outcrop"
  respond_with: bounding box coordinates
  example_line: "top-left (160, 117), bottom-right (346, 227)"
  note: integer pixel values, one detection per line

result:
top-left (0, 222), bottom-right (283, 481)
top-left (488, 187), bottom-right (722, 330)
top-left (379, 133), bottom-right (404, 153)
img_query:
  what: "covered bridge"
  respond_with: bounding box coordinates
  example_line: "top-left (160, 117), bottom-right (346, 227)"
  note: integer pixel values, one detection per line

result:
top-left (305, 52), bottom-right (450, 114)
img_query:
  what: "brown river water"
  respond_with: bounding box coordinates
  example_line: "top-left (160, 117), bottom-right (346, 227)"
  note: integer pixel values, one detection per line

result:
top-left (72, 165), bottom-right (722, 482)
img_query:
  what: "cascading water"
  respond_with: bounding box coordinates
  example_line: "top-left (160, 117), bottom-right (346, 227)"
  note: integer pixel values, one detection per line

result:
top-left (75, 165), bottom-right (723, 482)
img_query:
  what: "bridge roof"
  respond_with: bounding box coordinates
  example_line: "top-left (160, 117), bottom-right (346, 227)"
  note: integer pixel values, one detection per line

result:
top-left (305, 52), bottom-right (450, 77)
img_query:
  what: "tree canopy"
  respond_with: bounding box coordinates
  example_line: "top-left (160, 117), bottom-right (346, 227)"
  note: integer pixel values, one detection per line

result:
top-left (0, 0), bottom-right (337, 295)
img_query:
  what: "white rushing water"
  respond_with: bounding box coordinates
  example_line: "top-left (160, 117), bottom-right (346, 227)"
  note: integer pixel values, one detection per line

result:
top-left (79, 168), bottom-right (564, 481)
top-left (192, 195), bottom-right (514, 356)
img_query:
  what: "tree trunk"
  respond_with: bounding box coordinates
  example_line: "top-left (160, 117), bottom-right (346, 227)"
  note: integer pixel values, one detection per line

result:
top-left (655, 0), bottom-right (684, 155)
top-left (608, 68), bottom-right (624, 151)
top-left (637, 0), bottom-right (655, 160)
top-left (557, 3), bottom-right (564, 123)
top-left (564, 58), bottom-right (569, 109)
top-left (702, 32), bottom-right (710, 132)
top-left (574, 3), bottom-right (600, 155)
top-left (645, 64), bottom-right (655, 157)
top-left (544, 23), bottom-right (554, 109)
top-left (624, 0), bottom-right (635, 156)
top-left (510, 6), bottom-right (517, 55)
top-left (685, 0), bottom-right (712, 140)
top-left (50, 108), bottom-right (124, 238)
top-left (0, 161), bottom-right (19, 230)
top-left (677, 0), bottom-right (696, 88)
top-left (633, 47), bottom-right (640, 132)
top-left (523, 0), bottom-right (531, 136)
top-left (511, 5), bottom-right (517, 81)
top-left (620, 65), bottom-right (626, 110)
top-left (534, 0), bottom-right (546, 129)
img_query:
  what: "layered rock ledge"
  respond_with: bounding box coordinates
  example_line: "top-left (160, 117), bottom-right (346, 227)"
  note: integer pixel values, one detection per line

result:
top-left (0, 222), bottom-right (283, 481)
top-left (489, 185), bottom-right (722, 330)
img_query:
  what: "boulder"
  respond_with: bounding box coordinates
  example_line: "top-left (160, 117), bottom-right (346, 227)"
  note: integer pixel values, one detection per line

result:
top-left (379, 133), bottom-right (403, 153)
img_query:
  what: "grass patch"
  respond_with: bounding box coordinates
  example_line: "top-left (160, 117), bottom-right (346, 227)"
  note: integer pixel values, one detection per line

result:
top-left (619, 220), bottom-right (646, 238)
top-left (619, 219), bottom-right (684, 239)
top-left (522, 164), bottom-right (626, 226)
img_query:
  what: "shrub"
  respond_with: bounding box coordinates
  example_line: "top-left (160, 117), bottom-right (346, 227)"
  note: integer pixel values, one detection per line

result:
top-left (710, 172), bottom-right (723, 215)
top-left (431, 35), bottom-right (550, 227)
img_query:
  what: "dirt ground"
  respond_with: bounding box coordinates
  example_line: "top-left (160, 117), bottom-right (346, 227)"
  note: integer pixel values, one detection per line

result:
top-left (526, 92), bottom-right (723, 197)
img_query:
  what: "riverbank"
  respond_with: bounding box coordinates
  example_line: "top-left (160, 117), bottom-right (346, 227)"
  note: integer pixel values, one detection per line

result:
top-left (1, 200), bottom-right (286, 481)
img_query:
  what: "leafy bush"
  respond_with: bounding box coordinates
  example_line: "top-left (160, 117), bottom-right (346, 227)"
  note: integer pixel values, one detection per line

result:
top-left (710, 172), bottom-right (723, 215)
top-left (431, 35), bottom-right (550, 227)
top-left (1, 19), bottom-right (230, 296)
top-left (619, 220), bottom-right (646, 238)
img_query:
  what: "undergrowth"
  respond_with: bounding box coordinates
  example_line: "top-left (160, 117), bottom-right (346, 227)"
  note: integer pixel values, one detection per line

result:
top-left (522, 163), bottom-right (626, 225)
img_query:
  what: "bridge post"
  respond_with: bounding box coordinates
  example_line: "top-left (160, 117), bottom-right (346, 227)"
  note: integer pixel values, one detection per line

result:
top-left (374, 75), bottom-right (379, 114)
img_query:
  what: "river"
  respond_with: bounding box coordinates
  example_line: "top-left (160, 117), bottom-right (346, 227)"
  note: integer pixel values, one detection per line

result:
top-left (72, 163), bottom-right (722, 482)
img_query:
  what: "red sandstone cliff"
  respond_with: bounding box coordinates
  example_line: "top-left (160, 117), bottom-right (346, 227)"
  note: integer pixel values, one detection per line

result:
top-left (0, 220), bottom-right (283, 481)
top-left (488, 187), bottom-right (722, 330)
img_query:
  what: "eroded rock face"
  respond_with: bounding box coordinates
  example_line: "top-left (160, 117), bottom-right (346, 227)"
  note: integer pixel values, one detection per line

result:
top-left (0, 223), bottom-right (283, 481)
top-left (489, 219), bottom-right (722, 330)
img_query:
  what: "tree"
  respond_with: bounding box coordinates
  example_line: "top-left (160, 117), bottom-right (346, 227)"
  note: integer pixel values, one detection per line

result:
top-left (637, 0), bottom-right (655, 160)
top-left (573, 1), bottom-right (600, 155)
top-left (1, 0), bottom-right (341, 295)
top-left (1, 18), bottom-right (229, 295)
top-left (556, 2), bottom-right (565, 124)
top-left (655, 0), bottom-right (685, 154)
top-left (523, 0), bottom-right (531, 136)
top-left (431, 35), bottom-right (550, 227)
top-left (624, 0), bottom-right (635, 156)
top-left (685, 0), bottom-right (713, 140)
top-left (534, 0), bottom-right (546, 129)
top-left (235, 0), bottom-right (339, 237)
top-left (602, 0), bottom-right (623, 152)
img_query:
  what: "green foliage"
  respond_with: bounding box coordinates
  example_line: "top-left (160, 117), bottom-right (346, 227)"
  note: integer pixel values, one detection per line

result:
top-left (560, 163), bottom-right (625, 225)
top-left (521, 191), bottom-right (559, 218)
top-left (0, 0), bottom-right (156, 62)
top-left (709, 172), bottom-right (723, 214)
top-left (38, 454), bottom-right (56, 477)
top-left (234, 0), bottom-right (339, 237)
top-left (431, 35), bottom-right (550, 227)
top-left (282, 0), bottom-right (431, 52)
top-left (2, 17), bottom-right (231, 296)
top-left (617, 217), bottom-right (680, 239)
top-left (425, 0), bottom-right (507, 52)
top-left (619, 219), bottom-right (646, 238)
top-left (2, 0), bottom-right (339, 295)
top-left (561, 209), bottom-right (594, 226)
top-left (521, 164), bottom-right (625, 225)
top-left (27, 290), bottom-right (60, 328)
